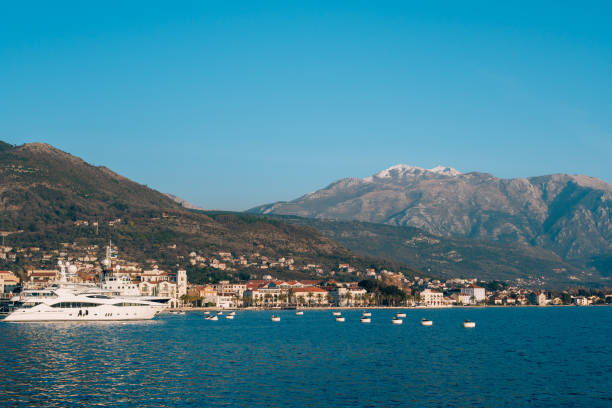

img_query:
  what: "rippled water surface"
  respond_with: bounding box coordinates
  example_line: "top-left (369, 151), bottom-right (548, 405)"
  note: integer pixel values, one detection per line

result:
top-left (1, 307), bottom-right (611, 407)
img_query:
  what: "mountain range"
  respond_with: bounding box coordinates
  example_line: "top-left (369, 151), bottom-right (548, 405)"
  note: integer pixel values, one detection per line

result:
top-left (2, 141), bottom-right (610, 287)
top-left (250, 164), bottom-right (612, 281)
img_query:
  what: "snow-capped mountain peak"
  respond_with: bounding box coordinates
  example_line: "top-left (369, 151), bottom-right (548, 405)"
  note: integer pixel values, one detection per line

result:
top-left (429, 165), bottom-right (461, 176)
top-left (365, 164), bottom-right (461, 181)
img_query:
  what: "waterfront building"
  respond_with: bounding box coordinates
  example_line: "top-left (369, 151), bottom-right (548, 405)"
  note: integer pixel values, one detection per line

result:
top-left (330, 286), bottom-right (367, 306)
top-left (292, 287), bottom-right (328, 306)
top-left (213, 280), bottom-right (246, 297)
top-left (420, 289), bottom-right (444, 306)
top-left (461, 285), bottom-right (486, 303)
top-left (573, 296), bottom-right (589, 306)
top-left (0, 270), bottom-right (19, 293)
top-left (27, 270), bottom-right (59, 288)
top-left (177, 269), bottom-right (187, 299)
top-left (453, 292), bottom-right (472, 305)
top-left (528, 291), bottom-right (548, 306)
top-left (244, 286), bottom-right (283, 307)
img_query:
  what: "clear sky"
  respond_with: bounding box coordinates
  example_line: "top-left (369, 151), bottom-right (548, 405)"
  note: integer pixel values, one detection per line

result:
top-left (1, 1), bottom-right (611, 210)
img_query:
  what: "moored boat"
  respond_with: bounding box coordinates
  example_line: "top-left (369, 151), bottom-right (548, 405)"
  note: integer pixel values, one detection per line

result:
top-left (332, 311), bottom-right (342, 316)
top-left (362, 311), bottom-right (371, 317)
top-left (421, 318), bottom-right (433, 326)
top-left (4, 286), bottom-right (163, 322)
top-left (391, 317), bottom-right (403, 325)
top-left (463, 320), bottom-right (476, 328)
top-left (360, 317), bottom-right (371, 323)
top-left (396, 312), bottom-right (407, 318)
top-left (335, 316), bottom-right (346, 322)
top-left (295, 311), bottom-right (304, 315)
top-left (271, 315), bottom-right (281, 322)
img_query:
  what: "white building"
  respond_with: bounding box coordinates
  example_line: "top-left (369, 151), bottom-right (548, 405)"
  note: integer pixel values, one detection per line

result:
top-left (420, 289), bottom-right (444, 306)
top-left (330, 287), bottom-right (367, 306)
top-left (454, 292), bottom-right (472, 305)
top-left (177, 269), bottom-right (187, 299)
top-left (460, 285), bottom-right (486, 303)
top-left (573, 296), bottom-right (589, 306)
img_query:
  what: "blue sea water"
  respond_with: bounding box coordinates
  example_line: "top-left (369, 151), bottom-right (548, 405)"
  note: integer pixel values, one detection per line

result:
top-left (1, 307), bottom-right (611, 407)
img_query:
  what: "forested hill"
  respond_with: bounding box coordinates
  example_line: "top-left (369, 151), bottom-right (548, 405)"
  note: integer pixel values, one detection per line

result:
top-left (0, 142), bottom-right (419, 282)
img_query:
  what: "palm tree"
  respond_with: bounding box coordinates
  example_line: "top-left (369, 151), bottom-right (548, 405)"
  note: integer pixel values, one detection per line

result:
top-left (242, 294), bottom-right (251, 307)
top-left (316, 293), bottom-right (322, 305)
top-left (288, 288), bottom-right (295, 306)
top-left (345, 292), bottom-right (353, 307)
top-left (307, 292), bottom-right (314, 307)
top-left (278, 293), bottom-right (288, 307)
top-left (233, 294), bottom-right (242, 308)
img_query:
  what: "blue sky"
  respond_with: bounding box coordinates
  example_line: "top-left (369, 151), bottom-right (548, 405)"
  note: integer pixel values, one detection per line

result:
top-left (1, 1), bottom-right (611, 210)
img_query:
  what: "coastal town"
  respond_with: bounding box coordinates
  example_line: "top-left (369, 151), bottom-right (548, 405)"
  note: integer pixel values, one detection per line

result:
top-left (1, 241), bottom-right (610, 311)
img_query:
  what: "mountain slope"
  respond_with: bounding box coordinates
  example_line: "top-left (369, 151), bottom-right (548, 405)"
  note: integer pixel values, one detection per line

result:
top-left (264, 215), bottom-right (606, 288)
top-left (0, 142), bottom-right (418, 282)
top-left (250, 165), bottom-right (612, 263)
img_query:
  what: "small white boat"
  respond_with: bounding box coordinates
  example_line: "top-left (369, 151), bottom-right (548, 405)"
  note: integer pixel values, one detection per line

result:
top-left (332, 311), bottom-right (342, 316)
top-left (360, 317), bottom-right (371, 323)
top-left (217, 311), bottom-right (223, 315)
top-left (463, 320), bottom-right (476, 328)
top-left (225, 315), bottom-right (234, 320)
top-left (228, 311), bottom-right (236, 316)
top-left (335, 316), bottom-right (346, 322)
top-left (204, 311), bottom-right (211, 315)
top-left (421, 318), bottom-right (433, 326)
top-left (271, 315), bottom-right (281, 322)
top-left (206, 315), bottom-right (218, 321)
top-left (295, 311), bottom-right (304, 315)
top-left (396, 312), bottom-right (407, 318)
top-left (362, 312), bottom-right (372, 317)
top-left (391, 318), bottom-right (403, 325)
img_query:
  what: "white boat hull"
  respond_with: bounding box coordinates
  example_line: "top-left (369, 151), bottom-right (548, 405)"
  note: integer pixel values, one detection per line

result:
top-left (360, 318), bottom-right (371, 323)
top-left (4, 304), bottom-right (159, 322)
top-left (421, 320), bottom-right (433, 326)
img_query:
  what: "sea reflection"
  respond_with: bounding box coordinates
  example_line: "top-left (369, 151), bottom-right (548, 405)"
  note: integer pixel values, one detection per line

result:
top-left (1, 308), bottom-right (611, 407)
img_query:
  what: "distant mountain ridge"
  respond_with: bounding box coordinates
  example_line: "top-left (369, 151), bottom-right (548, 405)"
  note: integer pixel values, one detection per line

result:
top-left (164, 193), bottom-right (205, 211)
top-left (265, 215), bottom-right (600, 288)
top-left (250, 164), bottom-right (612, 269)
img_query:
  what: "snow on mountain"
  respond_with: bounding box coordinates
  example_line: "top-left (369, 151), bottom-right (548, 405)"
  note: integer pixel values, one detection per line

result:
top-left (364, 164), bottom-right (461, 181)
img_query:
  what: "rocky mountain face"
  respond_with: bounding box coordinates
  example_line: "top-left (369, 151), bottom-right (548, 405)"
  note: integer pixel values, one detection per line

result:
top-left (250, 164), bottom-right (612, 266)
top-left (0, 142), bottom-right (416, 281)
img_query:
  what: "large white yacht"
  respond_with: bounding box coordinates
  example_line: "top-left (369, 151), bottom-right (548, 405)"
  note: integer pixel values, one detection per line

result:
top-left (4, 285), bottom-right (164, 322)
top-left (3, 244), bottom-right (169, 322)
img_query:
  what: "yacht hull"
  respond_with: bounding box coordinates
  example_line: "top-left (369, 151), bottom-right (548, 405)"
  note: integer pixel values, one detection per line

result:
top-left (4, 304), bottom-right (159, 322)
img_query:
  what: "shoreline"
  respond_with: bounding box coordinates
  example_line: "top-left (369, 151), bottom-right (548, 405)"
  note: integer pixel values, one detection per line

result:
top-left (175, 304), bottom-right (609, 312)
